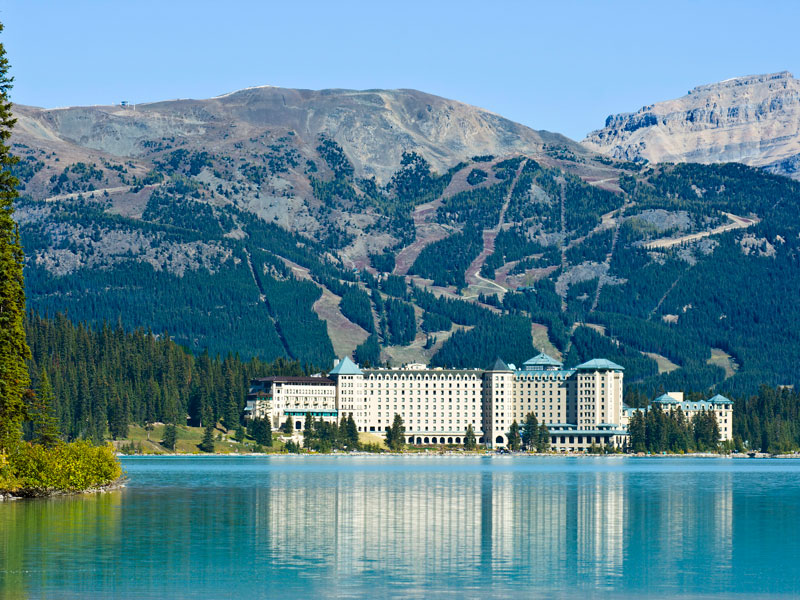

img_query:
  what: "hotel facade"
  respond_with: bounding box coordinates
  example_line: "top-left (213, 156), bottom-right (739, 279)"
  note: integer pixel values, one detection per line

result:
top-left (247, 353), bottom-right (640, 451)
top-left (246, 353), bottom-right (733, 450)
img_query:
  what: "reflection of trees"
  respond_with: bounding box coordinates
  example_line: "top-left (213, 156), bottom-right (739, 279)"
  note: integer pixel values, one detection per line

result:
top-left (1, 460), bottom-right (737, 596)
top-left (0, 491), bottom-right (121, 596)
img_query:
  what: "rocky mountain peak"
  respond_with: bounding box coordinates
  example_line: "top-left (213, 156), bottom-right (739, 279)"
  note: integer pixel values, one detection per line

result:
top-left (583, 71), bottom-right (800, 179)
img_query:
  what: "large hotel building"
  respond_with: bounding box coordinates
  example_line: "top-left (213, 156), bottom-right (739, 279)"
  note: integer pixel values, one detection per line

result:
top-left (246, 353), bottom-right (733, 450)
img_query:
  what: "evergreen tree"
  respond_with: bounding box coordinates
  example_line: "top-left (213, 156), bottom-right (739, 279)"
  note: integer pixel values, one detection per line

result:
top-left (303, 414), bottom-right (315, 449)
top-left (281, 416), bottom-right (293, 434)
top-left (108, 395), bottom-right (129, 440)
top-left (536, 423), bottom-right (550, 453)
top-left (629, 410), bottom-right (646, 453)
top-left (0, 25), bottom-right (30, 452)
top-left (234, 424), bottom-right (245, 443)
top-left (521, 412), bottom-right (538, 450)
top-left (507, 420), bottom-right (521, 451)
top-left (250, 418), bottom-right (271, 446)
top-left (344, 413), bottom-right (359, 449)
top-left (385, 414), bottom-right (405, 451)
top-left (464, 424), bottom-right (477, 450)
top-left (162, 423), bottom-right (177, 450)
top-left (29, 368), bottom-right (61, 447)
top-left (199, 423), bottom-right (215, 452)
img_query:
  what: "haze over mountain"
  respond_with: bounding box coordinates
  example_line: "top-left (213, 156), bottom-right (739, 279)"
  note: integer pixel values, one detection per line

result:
top-left (583, 71), bottom-right (800, 179)
top-left (9, 83), bottom-right (800, 399)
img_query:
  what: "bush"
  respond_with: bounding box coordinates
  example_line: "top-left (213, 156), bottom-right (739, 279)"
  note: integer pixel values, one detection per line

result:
top-left (3, 441), bottom-right (122, 495)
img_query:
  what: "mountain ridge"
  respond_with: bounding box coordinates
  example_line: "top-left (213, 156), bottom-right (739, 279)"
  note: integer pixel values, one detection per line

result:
top-left (582, 71), bottom-right (800, 179)
top-left (9, 82), bottom-right (800, 399)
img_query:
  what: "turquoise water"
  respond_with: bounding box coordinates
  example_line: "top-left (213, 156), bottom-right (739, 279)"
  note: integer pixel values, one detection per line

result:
top-left (2, 456), bottom-right (800, 599)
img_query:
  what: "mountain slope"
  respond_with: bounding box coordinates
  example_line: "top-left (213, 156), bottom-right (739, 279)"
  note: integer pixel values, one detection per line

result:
top-left (9, 85), bottom-right (800, 398)
top-left (14, 86), bottom-right (582, 183)
top-left (583, 71), bottom-right (800, 179)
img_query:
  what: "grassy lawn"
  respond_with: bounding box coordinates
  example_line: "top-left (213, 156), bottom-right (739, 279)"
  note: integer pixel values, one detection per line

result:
top-left (111, 423), bottom-right (286, 454)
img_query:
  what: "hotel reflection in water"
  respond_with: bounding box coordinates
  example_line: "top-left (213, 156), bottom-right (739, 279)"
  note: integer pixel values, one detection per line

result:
top-left (250, 465), bottom-right (734, 591)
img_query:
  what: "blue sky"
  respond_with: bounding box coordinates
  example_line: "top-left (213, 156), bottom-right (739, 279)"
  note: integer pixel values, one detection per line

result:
top-left (2, 0), bottom-right (798, 140)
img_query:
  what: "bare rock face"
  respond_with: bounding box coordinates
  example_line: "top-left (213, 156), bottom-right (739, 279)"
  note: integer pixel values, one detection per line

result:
top-left (15, 86), bottom-right (578, 183)
top-left (583, 71), bottom-right (800, 179)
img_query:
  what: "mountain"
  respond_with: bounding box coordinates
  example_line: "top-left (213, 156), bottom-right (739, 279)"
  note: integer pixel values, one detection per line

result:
top-left (9, 85), bottom-right (800, 399)
top-left (13, 86), bottom-right (580, 183)
top-left (583, 71), bottom-right (800, 179)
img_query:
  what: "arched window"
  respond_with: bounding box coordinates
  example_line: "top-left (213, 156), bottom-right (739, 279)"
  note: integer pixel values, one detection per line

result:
top-left (424, 437), bottom-right (430, 444)
top-left (496, 436), bottom-right (504, 444)
top-left (295, 421), bottom-right (302, 430)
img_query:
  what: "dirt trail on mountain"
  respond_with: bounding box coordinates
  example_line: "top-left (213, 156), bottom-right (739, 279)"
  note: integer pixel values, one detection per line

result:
top-left (43, 183), bottom-right (162, 203)
top-left (644, 212), bottom-right (758, 249)
top-left (463, 161), bottom-right (524, 290)
top-left (393, 197), bottom-right (449, 276)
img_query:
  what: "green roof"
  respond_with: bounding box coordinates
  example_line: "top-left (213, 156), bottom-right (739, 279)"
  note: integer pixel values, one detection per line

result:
top-left (653, 393), bottom-right (680, 404)
top-left (709, 394), bottom-right (733, 405)
top-left (329, 357), bottom-right (363, 376)
top-left (487, 357), bottom-right (512, 372)
top-left (575, 359), bottom-right (624, 371)
top-left (523, 352), bottom-right (563, 367)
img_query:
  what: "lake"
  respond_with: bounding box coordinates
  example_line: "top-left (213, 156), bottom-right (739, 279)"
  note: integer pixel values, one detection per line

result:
top-left (2, 455), bottom-right (800, 598)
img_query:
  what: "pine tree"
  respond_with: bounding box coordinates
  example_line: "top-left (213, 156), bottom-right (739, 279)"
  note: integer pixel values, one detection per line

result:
top-left (521, 412), bottom-right (538, 450)
top-left (536, 423), bottom-right (550, 453)
top-left (281, 416), bottom-right (293, 434)
top-left (629, 410), bottom-right (646, 453)
top-left (0, 24), bottom-right (30, 452)
top-left (303, 414), bottom-right (315, 449)
top-left (464, 424), bottom-right (477, 450)
top-left (30, 368), bottom-right (60, 447)
top-left (162, 423), bottom-right (177, 450)
top-left (385, 414), bottom-right (405, 451)
top-left (199, 423), bottom-right (215, 453)
top-left (344, 413), bottom-right (359, 449)
top-left (507, 420), bottom-right (521, 451)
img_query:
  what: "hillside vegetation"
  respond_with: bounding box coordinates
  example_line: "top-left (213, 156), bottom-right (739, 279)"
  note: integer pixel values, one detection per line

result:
top-left (8, 88), bottom-right (800, 400)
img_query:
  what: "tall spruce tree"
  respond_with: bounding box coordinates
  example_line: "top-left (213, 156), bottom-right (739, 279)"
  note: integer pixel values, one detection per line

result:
top-left (537, 423), bottom-right (550, 453)
top-left (507, 420), bottom-right (521, 451)
top-left (162, 423), bottom-right (177, 450)
top-left (0, 23), bottom-right (30, 452)
top-left (385, 414), bottom-right (405, 451)
top-left (199, 423), bottom-right (215, 453)
top-left (464, 424), bottom-right (477, 450)
top-left (30, 368), bottom-right (60, 447)
top-left (521, 412), bottom-right (538, 450)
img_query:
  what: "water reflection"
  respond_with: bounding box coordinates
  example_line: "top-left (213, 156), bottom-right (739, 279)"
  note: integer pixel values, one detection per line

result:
top-left (2, 457), bottom-right (797, 599)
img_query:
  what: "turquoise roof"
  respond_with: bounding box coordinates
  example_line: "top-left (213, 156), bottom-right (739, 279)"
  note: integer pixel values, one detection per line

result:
top-left (329, 357), bottom-right (363, 376)
top-left (709, 394), bottom-right (733, 405)
top-left (653, 393), bottom-right (680, 404)
top-left (524, 352), bottom-right (563, 368)
top-left (575, 359), bottom-right (624, 371)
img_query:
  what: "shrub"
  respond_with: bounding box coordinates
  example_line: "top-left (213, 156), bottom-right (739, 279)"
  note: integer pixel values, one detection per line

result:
top-left (3, 441), bottom-right (122, 495)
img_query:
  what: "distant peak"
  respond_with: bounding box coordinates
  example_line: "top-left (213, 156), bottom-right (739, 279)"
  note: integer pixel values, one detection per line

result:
top-left (688, 71), bottom-right (794, 95)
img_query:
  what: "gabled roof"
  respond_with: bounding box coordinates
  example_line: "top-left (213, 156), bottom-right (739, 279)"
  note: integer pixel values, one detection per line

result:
top-left (329, 356), bottom-right (363, 376)
top-left (487, 357), bottom-right (512, 372)
top-left (708, 394), bottom-right (733, 405)
top-left (575, 358), bottom-right (625, 371)
top-left (524, 352), bottom-right (563, 367)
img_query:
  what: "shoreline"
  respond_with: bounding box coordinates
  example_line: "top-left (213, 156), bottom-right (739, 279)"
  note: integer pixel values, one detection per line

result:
top-left (114, 451), bottom-right (792, 459)
top-left (0, 476), bottom-right (128, 501)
